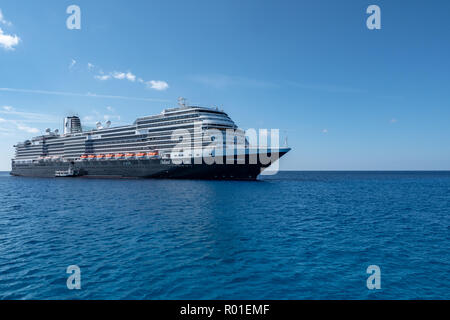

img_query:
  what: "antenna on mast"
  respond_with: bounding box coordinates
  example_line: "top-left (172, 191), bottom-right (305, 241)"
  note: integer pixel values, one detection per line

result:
top-left (283, 130), bottom-right (288, 147)
top-left (178, 97), bottom-right (187, 108)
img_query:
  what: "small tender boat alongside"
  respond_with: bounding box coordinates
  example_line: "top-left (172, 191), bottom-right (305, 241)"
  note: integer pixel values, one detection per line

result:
top-left (55, 166), bottom-right (80, 177)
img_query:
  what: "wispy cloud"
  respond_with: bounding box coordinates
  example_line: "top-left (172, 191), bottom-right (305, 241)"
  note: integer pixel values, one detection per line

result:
top-left (103, 114), bottom-right (121, 121)
top-left (0, 87), bottom-right (171, 102)
top-left (69, 59), bottom-right (77, 69)
top-left (287, 81), bottom-right (367, 94)
top-left (0, 9), bottom-right (12, 26)
top-left (0, 107), bottom-right (60, 124)
top-left (190, 74), bottom-right (367, 95)
top-left (322, 129), bottom-right (329, 134)
top-left (0, 106), bottom-right (126, 135)
top-left (95, 71), bottom-right (136, 82)
top-left (15, 122), bottom-right (40, 134)
top-left (112, 71), bottom-right (136, 82)
top-left (0, 107), bottom-right (46, 135)
top-left (146, 80), bottom-right (169, 91)
top-left (82, 107), bottom-right (122, 126)
top-left (390, 118), bottom-right (398, 124)
top-left (0, 120), bottom-right (40, 134)
top-left (82, 115), bottom-right (94, 122)
top-left (2, 105), bottom-right (14, 111)
top-left (94, 74), bottom-right (111, 81)
top-left (191, 74), bottom-right (277, 89)
top-left (91, 64), bottom-right (169, 91)
top-left (85, 91), bottom-right (170, 102)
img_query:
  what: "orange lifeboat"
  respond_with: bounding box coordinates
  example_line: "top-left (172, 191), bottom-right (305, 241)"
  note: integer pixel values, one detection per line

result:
top-left (96, 154), bottom-right (105, 159)
top-left (105, 154), bottom-right (115, 159)
top-left (136, 152), bottom-right (146, 158)
top-left (87, 155), bottom-right (96, 160)
top-left (115, 153), bottom-right (125, 159)
top-left (80, 154), bottom-right (88, 160)
top-left (147, 151), bottom-right (159, 157)
top-left (125, 153), bottom-right (135, 158)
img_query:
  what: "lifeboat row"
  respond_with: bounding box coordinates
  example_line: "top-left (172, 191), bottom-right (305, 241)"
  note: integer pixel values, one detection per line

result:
top-left (37, 156), bottom-right (62, 162)
top-left (80, 151), bottom-right (159, 160)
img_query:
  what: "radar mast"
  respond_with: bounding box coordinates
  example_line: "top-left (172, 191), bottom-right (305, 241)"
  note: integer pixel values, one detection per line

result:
top-left (177, 97), bottom-right (187, 108)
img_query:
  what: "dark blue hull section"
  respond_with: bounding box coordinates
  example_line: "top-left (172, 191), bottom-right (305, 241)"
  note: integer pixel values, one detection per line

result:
top-left (10, 151), bottom-right (289, 180)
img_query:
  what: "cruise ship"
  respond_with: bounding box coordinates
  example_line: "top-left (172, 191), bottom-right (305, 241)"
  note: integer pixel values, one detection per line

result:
top-left (11, 99), bottom-right (290, 180)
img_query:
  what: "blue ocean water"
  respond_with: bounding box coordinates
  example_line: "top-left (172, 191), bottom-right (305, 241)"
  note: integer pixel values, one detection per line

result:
top-left (0, 171), bottom-right (449, 300)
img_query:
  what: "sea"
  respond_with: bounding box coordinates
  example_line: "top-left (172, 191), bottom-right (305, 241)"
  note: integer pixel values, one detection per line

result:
top-left (0, 171), bottom-right (449, 300)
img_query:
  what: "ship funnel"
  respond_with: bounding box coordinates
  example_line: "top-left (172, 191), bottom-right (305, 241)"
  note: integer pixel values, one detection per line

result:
top-left (64, 116), bottom-right (82, 134)
top-left (105, 120), bottom-right (111, 128)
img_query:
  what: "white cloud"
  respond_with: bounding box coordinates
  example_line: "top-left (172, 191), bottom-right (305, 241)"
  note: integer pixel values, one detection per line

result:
top-left (2, 105), bottom-right (14, 111)
top-left (69, 59), bottom-right (77, 69)
top-left (87, 63), bottom-right (94, 70)
top-left (390, 118), bottom-right (398, 124)
top-left (112, 71), bottom-right (136, 82)
top-left (322, 129), bottom-right (328, 134)
top-left (95, 74), bottom-right (111, 81)
top-left (95, 71), bottom-right (136, 82)
top-left (0, 9), bottom-right (12, 26)
top-left (146, 80), bottom-right (169, 91)
top-left (0, 10), bottom-right (20, 50)
top-left (127, 73), bottom-right (136, 82)
top-left (0, 27), bottom-right (20, 50)
top-left (106, 106), bottom-right (114, 112)
top-left (112, 72), bottom-right (126, 80)
top-left (126, 73), bottom-right (136, 82)
top-left (93, 67), bottom-right (168, 90)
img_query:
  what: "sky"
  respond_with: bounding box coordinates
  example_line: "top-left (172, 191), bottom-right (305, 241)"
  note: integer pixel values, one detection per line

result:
top-left (0, 0), bottom-right (449, 171)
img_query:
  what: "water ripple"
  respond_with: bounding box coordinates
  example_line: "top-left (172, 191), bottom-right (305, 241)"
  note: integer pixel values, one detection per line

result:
top-left (0, 171), bottom-right (449, 299)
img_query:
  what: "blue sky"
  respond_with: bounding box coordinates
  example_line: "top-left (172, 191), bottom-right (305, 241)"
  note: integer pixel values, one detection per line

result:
top-left (0, 0), bottom-right (449, 170)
